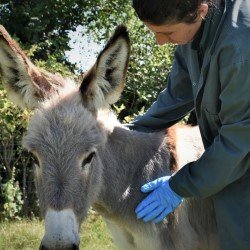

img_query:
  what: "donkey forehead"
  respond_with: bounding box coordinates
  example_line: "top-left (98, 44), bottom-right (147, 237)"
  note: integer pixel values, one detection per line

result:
top-left (23, 91), bottom-right (105, 154)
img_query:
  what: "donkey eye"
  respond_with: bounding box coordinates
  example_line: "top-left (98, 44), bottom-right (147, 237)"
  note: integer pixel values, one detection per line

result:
top-left (82, 152), bottom-right (96, 167)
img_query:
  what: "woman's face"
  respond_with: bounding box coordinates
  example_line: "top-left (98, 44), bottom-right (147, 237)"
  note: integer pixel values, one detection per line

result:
top-left (145, 3), bottom-right (208, 45)
top-left (145, 21), bottom-right (203, 45)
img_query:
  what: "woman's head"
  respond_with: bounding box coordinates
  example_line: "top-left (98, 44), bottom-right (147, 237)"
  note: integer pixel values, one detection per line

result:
top-left (132, 0), bottom-right (218, 45)
top-left (132, 0), bottom-right (217, 25)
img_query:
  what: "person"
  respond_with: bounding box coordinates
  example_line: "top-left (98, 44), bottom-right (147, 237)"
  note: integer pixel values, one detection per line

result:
top-left (128, 0), bottom-right (250, 249)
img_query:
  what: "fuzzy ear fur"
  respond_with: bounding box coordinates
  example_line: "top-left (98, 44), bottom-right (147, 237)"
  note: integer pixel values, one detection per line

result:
top-left (0, 25), bottom-right (65, 109)
top-left (79, 25), bottom-right (130, 112)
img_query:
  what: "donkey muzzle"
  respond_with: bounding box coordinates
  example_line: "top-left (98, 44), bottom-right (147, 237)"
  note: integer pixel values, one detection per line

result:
top-left (41, 208), bottom-right (80, 250)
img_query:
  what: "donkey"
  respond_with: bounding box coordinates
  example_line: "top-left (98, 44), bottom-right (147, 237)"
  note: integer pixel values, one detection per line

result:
top-left (0, 25), bottom-right (219, 250)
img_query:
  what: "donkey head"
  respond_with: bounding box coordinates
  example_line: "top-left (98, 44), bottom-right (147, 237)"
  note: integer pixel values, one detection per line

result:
top-left (0, 25), bottom-right (130, 249)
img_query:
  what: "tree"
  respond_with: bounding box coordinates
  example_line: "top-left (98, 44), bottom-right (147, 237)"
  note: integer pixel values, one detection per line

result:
top-left (0, 1), bottom-right (175, 117)
top-left (0, 0), bottom-right (129, 69)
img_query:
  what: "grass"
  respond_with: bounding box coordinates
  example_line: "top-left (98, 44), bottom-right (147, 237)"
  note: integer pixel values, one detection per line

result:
top-left (0, 211), bottom-right (116, 250)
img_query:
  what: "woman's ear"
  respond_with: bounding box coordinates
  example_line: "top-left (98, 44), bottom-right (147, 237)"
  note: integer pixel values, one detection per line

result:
top-left (198, 3), bottom-right (209, 20)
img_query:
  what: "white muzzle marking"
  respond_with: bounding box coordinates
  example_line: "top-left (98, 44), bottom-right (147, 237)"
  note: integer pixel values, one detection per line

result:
top-left (41, 208), bottom-right (80, 249)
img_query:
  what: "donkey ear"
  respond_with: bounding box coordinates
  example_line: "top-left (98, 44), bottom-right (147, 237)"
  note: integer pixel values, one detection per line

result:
top-left (79, 25), bottom-right (130, 111)
top-left (0, 25), bottom-right (64, 109)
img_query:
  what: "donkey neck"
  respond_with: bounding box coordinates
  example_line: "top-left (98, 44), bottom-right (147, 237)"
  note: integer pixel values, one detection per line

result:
top-left (93, 125), bottom-right (218, 249)
top-left (95, 125), bottom-right (173, 219)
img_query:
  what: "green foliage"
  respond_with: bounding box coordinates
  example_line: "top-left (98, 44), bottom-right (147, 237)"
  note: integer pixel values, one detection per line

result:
top-left (0, 85), bottom-right (29, 178)
top-left (0, 167), bottom-right (23, 221)
top-left (0, 0), bottom-right (90, 65)
top-left (0, 86), bottom-right (30, 220)
top-left (0, 218), bottom-right (44, 250)
top-left (0, 0), bottom-right (130, 69)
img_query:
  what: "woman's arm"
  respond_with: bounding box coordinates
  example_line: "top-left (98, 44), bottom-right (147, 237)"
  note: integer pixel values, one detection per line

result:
top-left (170, 61), bottom-right (250, 198)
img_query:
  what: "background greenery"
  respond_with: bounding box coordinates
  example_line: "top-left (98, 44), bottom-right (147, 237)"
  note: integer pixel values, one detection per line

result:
top-left (0, 0), bottom-right (177, 248)
top-left (0, 210), bottom-right (116, 249)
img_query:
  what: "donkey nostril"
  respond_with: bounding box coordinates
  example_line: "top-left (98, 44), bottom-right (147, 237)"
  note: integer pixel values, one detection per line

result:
top-left (39, 244), bottom-right (47, 250)
top-left (72, 244), bottom-right (79, 250)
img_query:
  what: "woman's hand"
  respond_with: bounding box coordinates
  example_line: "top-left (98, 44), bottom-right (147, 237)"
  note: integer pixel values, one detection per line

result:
top-left (135, 176), bottom-right (183, 223)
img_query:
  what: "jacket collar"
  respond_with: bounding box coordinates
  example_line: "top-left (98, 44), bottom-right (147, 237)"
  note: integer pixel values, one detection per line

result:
top-left (191, 21), bottom-right (205, 51)
top-left (200, 0), bottom-right (227, 55)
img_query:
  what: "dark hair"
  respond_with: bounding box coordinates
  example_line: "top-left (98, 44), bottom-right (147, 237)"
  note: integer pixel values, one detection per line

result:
top-left (132, 0), bottom-right (218, 25)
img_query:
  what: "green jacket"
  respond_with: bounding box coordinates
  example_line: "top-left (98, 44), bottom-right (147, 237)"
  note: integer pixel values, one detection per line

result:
top-left (130, 0), bottom-right (250, 249)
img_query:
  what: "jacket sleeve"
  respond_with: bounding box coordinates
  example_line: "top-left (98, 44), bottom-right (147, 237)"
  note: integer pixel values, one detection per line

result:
top-left (169, 61), bottom-right (250, 198)
top-left (127, 47), bottom-right (194, 132)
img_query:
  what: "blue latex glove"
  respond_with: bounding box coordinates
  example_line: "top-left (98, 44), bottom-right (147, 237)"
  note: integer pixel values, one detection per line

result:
top-left (135, 176), bottom-right (183, 223)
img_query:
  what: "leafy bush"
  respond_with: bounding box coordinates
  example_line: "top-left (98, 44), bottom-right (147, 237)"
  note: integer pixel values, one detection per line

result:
top-left (0, 86), bottom-right (31, 220)
top-left (0, 167), bottom-right (23, 221)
